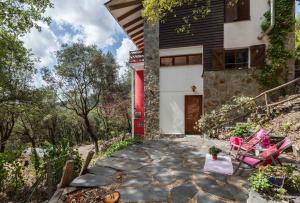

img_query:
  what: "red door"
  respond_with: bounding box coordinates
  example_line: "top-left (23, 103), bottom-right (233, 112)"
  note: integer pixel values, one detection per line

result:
top-left (185, 95), bottom-right (203, 134)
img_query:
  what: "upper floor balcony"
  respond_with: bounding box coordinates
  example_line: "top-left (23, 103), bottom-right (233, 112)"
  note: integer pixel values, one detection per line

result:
top-left (129, 50), bottom-right (144, 64)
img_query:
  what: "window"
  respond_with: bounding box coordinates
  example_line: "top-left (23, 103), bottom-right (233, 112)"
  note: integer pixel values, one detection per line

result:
top-left (188, 55), bottom-right (202, 65)
top-left (160, 54), bottom-right (202, 67)
top-left (160, 57), bottom-right (173, 66)
top-left (225, 49), bottom-right (248, 69)
top-left (174, 56), bottom-right (187, 66)
top-left (225, 0), bottom-right (250, 23)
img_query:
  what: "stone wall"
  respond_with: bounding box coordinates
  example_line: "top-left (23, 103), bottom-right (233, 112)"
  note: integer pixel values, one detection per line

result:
top-left (144, 21), bottom-right (160, 139)
top-left (203, 69), bottom-right (262, 112)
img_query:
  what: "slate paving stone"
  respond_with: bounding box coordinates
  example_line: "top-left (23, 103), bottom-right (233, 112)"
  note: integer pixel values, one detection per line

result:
top-left (196, 192), bottom-right (227, 203)
top-left (121, 176), bottom-right (152, 187)
top-left (111, 149), bottom-right (149, 162)
top-left (95, 157), bottom-right (144, 171)
top-left (120, 187), bottom-right (168, 202)
top-left (87, 136), bottom-right (249, 202)
top-left (195, 175), bottom-right (236, 201)
top-left (171, 170), bottom-right (193, 181)
top-left (70, 174), bottom-right (114, 187)
top-left (170, 184), bottom-right (198, 203)
top-left (87, 166), bottom-right (117, 176)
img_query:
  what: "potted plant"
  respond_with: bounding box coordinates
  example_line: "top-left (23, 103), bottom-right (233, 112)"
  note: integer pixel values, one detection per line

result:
top-left (209, 146), bottom-right (222, 160)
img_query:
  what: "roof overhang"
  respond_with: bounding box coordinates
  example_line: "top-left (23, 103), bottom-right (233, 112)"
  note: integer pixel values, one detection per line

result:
top-left (105, 0), bottom-right (144, 50)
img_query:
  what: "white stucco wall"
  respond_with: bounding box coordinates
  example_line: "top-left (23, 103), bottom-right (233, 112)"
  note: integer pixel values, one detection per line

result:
top-left (224, 0), bottom-right (270, 49)
top-left (159, 46), bottom-right (203, 135)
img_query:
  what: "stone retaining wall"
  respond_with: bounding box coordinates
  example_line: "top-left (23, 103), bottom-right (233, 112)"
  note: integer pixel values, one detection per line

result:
top-left (203, 69), bottom-right (262, 112)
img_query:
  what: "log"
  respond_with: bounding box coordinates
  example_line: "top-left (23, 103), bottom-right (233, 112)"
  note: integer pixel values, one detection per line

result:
top-left (79, 150), bottom-right (95, 176)
top-left (57, 160), bottom-right (74, 189)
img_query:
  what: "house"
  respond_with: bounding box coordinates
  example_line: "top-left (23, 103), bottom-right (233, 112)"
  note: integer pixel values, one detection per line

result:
top-left (105, 0), bottom-right (295, 137)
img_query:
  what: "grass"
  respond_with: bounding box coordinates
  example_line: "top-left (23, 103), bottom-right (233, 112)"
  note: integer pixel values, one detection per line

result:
top-left (104, 136), bottom-right (143, 157)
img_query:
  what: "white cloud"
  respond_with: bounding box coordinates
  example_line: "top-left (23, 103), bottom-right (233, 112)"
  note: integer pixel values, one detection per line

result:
top-left (46, 0), bottom-right (121, 47)
top-left (22, 23), bottom-right (59, 68)
top-left (116, 38), bottom-right (136, 75)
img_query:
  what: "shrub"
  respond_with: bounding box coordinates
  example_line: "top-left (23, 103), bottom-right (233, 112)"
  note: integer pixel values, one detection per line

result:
top-left (104, 136), bottom-right (143, 157)
top-left (41, 140), bottom-right (82, 194)
top-left (195, 96), bottom-right (257, 138)
top-left (231, 123), bottom-right (251, 137)
top-left (249, 165), bottom-right (300, 200)
top-left (0, 150), bottom-right (25, 199)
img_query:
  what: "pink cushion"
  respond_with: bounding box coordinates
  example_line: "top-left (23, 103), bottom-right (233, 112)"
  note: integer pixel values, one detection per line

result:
top-left (239, 156), bottom-right (261, 167)
top-left (259, 145), bottom-right (278, 159)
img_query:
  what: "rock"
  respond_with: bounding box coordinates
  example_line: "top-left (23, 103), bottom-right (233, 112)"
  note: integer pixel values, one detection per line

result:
top-left (170, 184), bottom-right (198, 203)
top-left (87, 166), bottom-right (117, 176)
top-left (119, 187), bottom-right (168, 202)
top-left (195, 175), bottom-right (235, 201)
top-left (196, 191), bottom-right (226, 203)
top-left (111, 149), bottom-right (149, 162)
top-left (96, 157), bottom-right (144, 171)
top-left (70, 174), bottom-right (114, 187)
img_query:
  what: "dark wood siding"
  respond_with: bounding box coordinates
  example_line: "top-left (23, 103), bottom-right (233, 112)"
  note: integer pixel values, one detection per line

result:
top-left (159, 0), bottom-right (224, 70)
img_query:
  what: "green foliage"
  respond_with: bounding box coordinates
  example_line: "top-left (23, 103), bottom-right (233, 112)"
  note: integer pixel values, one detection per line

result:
top-left (0, 150), bottom-right (25, 199)
top-left (42, 140), bottom-right (82, 189)
top-left (231, 123), bottom-right (251, 137)
top-left (249, 165), bottom-right (300, 200)
top-left (0, 0), bottom-right (53, 35)
top-left (142, 0), bottom-right (212, 33)
top-left (208, 146), bottom-right (221, 156)
top-left (104, 137), bottom-right (143, 157)
top-left (249, 173), bottom-right (271, 193)
top-left (195, 96), bottom-right (257, 138)
top-left (281, 122), bottom-right (291, 134)
top-left (259, 0), bottom-right (295, 87)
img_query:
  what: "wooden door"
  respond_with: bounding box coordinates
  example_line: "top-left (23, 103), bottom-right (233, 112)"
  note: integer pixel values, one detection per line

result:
top-left (185, 95), bottom-right (203, 134)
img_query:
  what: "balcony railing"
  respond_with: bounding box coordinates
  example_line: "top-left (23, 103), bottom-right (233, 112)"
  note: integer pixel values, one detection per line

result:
top-left (129, 50), bottom-right (144, 64)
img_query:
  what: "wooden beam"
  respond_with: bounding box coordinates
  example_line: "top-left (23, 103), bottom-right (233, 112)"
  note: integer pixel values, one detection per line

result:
top-left (132, 35), bottom-right (143, 42)
top-left (135, 39), bottom-right (144, 46)
top-left (109, 1), bottom-right (141, 10)
top-left (118, 5), bottom-right (143, 22)
top-left (57, 160), bottom-right (74, 189)
top-left (138, 45), bottom-right (144, 50)
top-left (79, 151), bottom-right (95, 176)
top-left (126, 22), bottom-right (144, 35)
top-left (130, 29), bottom-right (143, 39)
top-left (123, 16), bottom-right (143, 29)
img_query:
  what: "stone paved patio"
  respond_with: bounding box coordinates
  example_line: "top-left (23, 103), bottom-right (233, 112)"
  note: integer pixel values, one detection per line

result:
top-left (71, 136), bottom-right (251, 203)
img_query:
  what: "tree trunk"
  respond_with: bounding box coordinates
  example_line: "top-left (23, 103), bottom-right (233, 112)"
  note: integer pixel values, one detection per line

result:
top-left (83, 116), bottom-right (99, 153)
top-left (0, 141), bottom-right (6, 153)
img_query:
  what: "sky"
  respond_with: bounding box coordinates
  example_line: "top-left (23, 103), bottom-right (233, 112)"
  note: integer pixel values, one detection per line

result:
top-left (22, 0), bottom-right (136, 86)
top-left (22, 0), bottom-right (300, 86)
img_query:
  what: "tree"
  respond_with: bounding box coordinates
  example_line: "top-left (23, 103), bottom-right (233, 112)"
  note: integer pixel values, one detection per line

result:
top-left (0, 0), bottom-right (52, 103)
top-left (43, 43), bottom-right (119, 153)
top-left (0, 0), bottom-right (52, 35)
top-left (0, 102), bottom-right (20, 152)
top-left (296, 14), bottom-right (300, 59)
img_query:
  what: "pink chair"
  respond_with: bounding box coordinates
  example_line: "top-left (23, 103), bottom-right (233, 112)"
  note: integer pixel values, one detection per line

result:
top-left (229, 129), bottom-right (270, 156)
top-left (233, 138), bottom-right (292, 174)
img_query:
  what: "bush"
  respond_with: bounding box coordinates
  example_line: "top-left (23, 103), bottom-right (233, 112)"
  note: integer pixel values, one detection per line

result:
top-left (41, 140), bottom-right (82, 194)
top-left (0, 150), bottom-right (25, 199)
top-left (195, 96), bottom-right (257, 138)
top-left (231, 123), bottom-right (251, 137)
top-left (104, 136), bottom-right (143, 157)
top-left (249, 165), bottom-right (300, 200)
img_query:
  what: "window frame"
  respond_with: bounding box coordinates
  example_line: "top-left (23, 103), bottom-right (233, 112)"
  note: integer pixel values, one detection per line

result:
top-left (224, 48), bottom-right (249, 69)
top-left (160, 54), bottom-right (203, 67)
